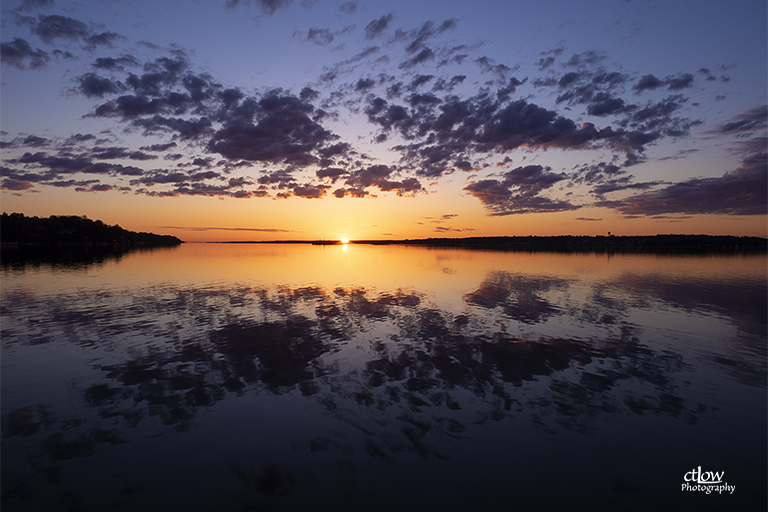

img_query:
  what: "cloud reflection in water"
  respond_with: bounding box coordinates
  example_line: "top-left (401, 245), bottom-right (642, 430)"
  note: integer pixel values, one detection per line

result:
top-left (1, 250), bottom-right (765, 511)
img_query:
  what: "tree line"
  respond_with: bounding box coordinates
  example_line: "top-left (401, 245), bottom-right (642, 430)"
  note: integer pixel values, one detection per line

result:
top-left (0, 213), bottom-right (182, 248)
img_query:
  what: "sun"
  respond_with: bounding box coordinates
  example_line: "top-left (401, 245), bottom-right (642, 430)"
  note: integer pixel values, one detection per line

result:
top-left (340, 237), bottom-right (349, 244)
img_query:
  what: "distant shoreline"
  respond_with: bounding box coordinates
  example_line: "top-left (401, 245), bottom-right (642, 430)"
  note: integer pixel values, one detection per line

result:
top-left (209, 234), bottom-right (768, 253)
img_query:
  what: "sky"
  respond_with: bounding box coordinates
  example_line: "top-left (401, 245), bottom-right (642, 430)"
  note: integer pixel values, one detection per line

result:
top-left (1, 0), bottom-right (766, 242)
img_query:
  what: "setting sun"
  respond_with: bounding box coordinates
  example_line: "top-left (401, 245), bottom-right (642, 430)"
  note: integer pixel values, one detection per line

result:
top-left (341, 237), bottom-right (349, 244)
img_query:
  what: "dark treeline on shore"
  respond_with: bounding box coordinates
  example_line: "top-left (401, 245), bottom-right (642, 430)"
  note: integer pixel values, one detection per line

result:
top-left (354, 234), bottom-right (768, 252)
top-left (0, 213), bottom-right (183, 249)
top-left (246, 234), bottom-right (767, 253)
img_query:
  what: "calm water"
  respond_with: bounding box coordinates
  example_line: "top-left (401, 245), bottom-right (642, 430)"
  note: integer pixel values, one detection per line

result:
top-left (2, 243), bottom-right (766, 511)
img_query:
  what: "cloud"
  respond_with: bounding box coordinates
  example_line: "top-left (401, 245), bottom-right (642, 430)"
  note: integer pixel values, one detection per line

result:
top-left (161, 226), bottom-right (293, 232)
top-left (76, 183), bottom-right (114, 193)
top-left (32, 14), bottom-right (90, 44)
top-left (92, 56), bottom-right (138, 70)
top-left (140, 142), bottom-right (178, 152)
top-left (1, 38), bottom-right (50, 69)
top-left (335, 164), bottom-right (423, 197)
top-left (434, 225), bottom-right (474, 233)
top-left (296, 25), bottom-right (354, 46)
top-left (301, 27), bottom-right (335, 46)
top-left (17, 0), bottom-right (54, 11)
top-left (665, 72), bottom-right (694, 90)
top-left (1, 134), bottom-right (50, 149)
top-left (208, 90), bottom-right (336, 165)
top-left (600, 153), bottom-right (767, 216)
top-left (399, 47), bottom-right (434, 69)
top-left (91, 146), bottom-right (157, 161)
top-left (291, 184), bottom-right (330, 198)
top-left (77, 73), bottom-right (125, 98)
top-left (633, 74), bottom-right (663, 91)
top-left (464, 165), bottom-right (579, 215)
top-left (1, 177), bottom-right (35, 191)
top-left (225, 0), bottom-right (294, 15)
top-left (316, 167), bottom-right (348, 183)
top-left (364, 13), bottom-right (395, 40)
top-left (633, 73), bottom-right (695, 92)
top-left (714, 105), bottom-right (767, 136)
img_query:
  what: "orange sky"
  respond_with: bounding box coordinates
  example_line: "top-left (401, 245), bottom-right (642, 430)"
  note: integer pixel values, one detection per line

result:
top-left (2, 183), bottom-right (765, 242)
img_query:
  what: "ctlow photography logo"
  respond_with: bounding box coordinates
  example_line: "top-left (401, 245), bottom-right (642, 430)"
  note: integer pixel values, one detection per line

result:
top-left (682, 466), bottom-right (735, 494)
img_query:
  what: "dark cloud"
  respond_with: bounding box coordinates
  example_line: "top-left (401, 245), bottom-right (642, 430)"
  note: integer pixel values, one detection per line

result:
top-left (140, 142), bottom-right (178, 152)
top-left (399, 47), bottom-right (434, 69)
top-left (633, 74), bottom-right (663, 92)
top-left (257, 169), bottom-right (296, 188)
top-left (138, 181), bottom-right (267, 198)
top-left (475, 100), bottom-right (609, 152)
top-left (316, 167), bottom-right (348, 183)
top-left (715, 105), bottom-right (767, 136)
top-left (665, 72), bottom-right (694, 90)
top-left (633, 73), bottom-right (694, 92)
top-left (334, 164), bottom-right (423, 197)
top-left (463, 165), bottom-right (579, 215)
top-left (434, 225), bottom-right (474, 233)
top-left (91, 146), bottom-right (156, 160)
top-left (27, 14), bottom-right (120, 50)
top-left (1, 38), bottom-right (49, 69)
top-left (432, 75), bottom-right (465, 92)
top-left (368, 87), bottom-right (657, 177)
top-left (209, 91), bottom-right (335, 165)
top-left (317, 142), bottom-right (350, 159)
top-left (364, 13), bottom-right (395, 40)
top-left (586, 93), bottom-right (629, 117)
top-left (409, 74), bottom-right (434, 90)
top-left (591, 179), bottom-right (662, 196)
top-left (92, 56), bottom-right (138, 70)
top-left (698, 68), bottom-right (718, 82)
top-left (399, 19), bottom-right (455, 58)
top-left (133, 116), bottom-right (214, 139)
top-left (474, 55), bottom-right (512, 78)
top-left (564, 50), bottom-right (606, 68)
top-left (64, 133), bottom-right (96, 144)
top-left (535, 43), bottom-right (566, 71)
top-left (291, 184), bottom-right (330, 198)
top-left (76, 183), bottom-right (113, 193)
top-left (77, 73), bottom-right (125, 98)
top-left (296, 25), bottom-right (354, 46)
top-left (302, 27), bottom-right (334, 46)
top-left (161, 225), bottom-right (292, 232)
top-left (0, 134), bottom-right (50, 149)
top-left (191, 157), bottom-right (216, 168)
top-left (601, 153), bottom-right (768, 216)
top-left (189, 170), bottom-right (221, 181)
top-left (339, 2), bottom-right (357, 14)
top-left (17, 0), bottom-right (54, 11)
top-left (536, 56), bottom-right (555, 71)
top-left (1, 177), bottom-right (35, 191)
top-left (33, 15), bottom-right (90, 44)
top-left (87, 32), bottom-right (123, 49)
top-left (355, 77), bottom-right (375, 91)
top-left (225, 0), bottom-right (294, 15)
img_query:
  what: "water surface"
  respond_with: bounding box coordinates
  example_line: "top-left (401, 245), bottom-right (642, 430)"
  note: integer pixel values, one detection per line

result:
top-left (2, 243), bottom-right (766, 511)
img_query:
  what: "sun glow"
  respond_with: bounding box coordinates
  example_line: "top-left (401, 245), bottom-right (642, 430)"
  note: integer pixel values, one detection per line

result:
top-left (341, 237), bottom-right (349, 244)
